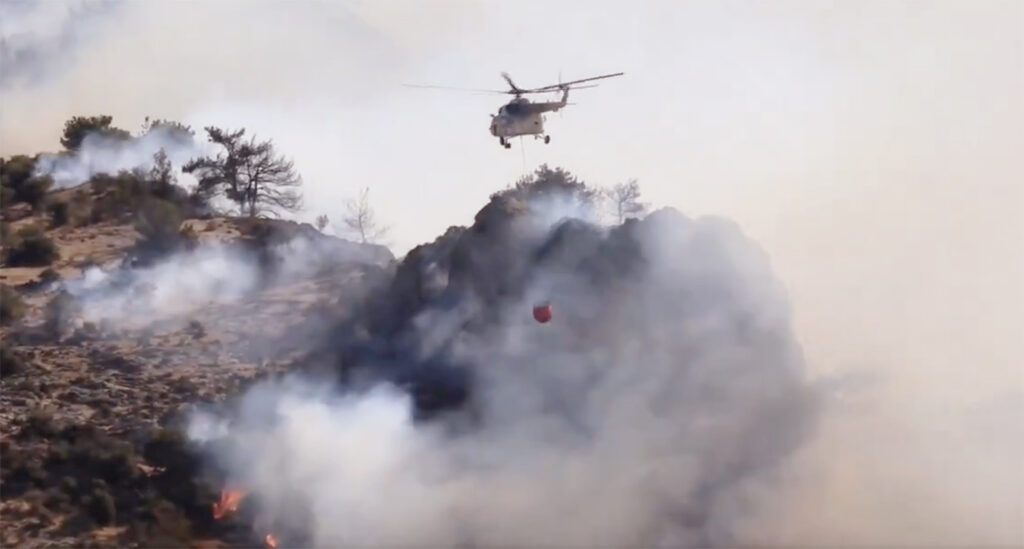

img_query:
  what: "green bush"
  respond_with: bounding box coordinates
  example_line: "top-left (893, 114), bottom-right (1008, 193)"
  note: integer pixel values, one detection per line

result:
top-left (90, 172), bottom-right (147, 222)
top-left (134, 198), bottom-right (184, 254)
top-left (49, 201), bottom-right (70, 227)
top-left (60, 115), bottom-right (131, 151)
top-left (16, 176), bottom-right (54, 211)
top-left (4, 226), bottom-right (58, 266)
top-left (1, 156), bottom-right (55, 210)
top-left (1, 155), bottom-right (36, 191)
top-left (48, 191), bottom-right (93, 228)
top-left (1, 284), bottom-right (25, 324)
top-left (1, 185), bottom-right (14, 208)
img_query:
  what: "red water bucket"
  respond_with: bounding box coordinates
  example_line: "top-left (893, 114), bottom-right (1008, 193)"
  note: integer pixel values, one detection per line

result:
top-left (533, 304), bottom-right (552, 323)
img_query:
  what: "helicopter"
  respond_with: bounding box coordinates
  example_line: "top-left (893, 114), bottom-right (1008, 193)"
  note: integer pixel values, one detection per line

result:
top-left (405, 71), bottom-right (624, 149)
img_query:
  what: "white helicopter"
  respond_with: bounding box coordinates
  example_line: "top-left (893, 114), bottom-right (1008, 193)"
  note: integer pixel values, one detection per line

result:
top-left (406, 71), bottom-right (624, 149)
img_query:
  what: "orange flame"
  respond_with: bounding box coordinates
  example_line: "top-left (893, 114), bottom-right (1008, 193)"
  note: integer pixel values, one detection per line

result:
top-left (212, 489), bottom-right (247, 520)
top-left (264, 533), bottom-right (279, 548)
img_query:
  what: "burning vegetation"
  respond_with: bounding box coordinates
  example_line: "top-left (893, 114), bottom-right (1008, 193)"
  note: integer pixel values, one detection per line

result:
top-left (0, 115), bottom-right (392, 547)
top-left (187, 165), bottom-right (820, 547)
top-left (4, 113), bottom-right (816, 548)
top-left (209, 489), bottom-right (278, 547)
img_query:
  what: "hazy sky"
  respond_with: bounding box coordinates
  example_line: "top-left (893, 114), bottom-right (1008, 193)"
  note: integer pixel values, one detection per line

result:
top-left (2, 1), bottom-right (1022, 543)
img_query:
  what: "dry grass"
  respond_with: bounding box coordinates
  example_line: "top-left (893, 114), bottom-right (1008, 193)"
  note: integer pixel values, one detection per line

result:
top-left (0, 196), bottom-right (376, 548)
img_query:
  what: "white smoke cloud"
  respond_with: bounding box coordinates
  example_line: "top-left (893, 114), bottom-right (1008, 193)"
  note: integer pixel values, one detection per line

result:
top-left (1, 1), bottom-right (1018, 545)
top-left (189, 205), bottom-right (819, 547)
top-left (32, 124), bottom-right (209, 189)
top-left (62, 243), bottom-right (261, 328)
top-left (0, 0), bottom-right (123, 92)
top-left (61, 231), bottom-right (386, 331)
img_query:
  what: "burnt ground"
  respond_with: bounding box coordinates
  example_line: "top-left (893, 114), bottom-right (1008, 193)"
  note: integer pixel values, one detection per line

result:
top-left (0, 165), bottom-right (791, 548)
top-left (1, 205), bottom-right (391, 548)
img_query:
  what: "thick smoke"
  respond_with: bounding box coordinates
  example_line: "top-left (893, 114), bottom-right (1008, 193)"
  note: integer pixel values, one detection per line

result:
top-left (61, 228), bottom-right (392, 331)
top-left (0, 0), bottom-right (122, 92)
top-left (32, 124), bottom-right (209, 189)
top-left (188, 184), bottom-right (820, 547)
top-left (63, 243), bottom-right (260, 328)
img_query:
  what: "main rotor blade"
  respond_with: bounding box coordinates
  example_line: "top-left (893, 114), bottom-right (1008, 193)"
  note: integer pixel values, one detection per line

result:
top-left (517, 84), bottom-right (600, 95)
top-left (402, 84), bottom-right (510, 94)
top-left (529, 72), bottom-right (624, 92)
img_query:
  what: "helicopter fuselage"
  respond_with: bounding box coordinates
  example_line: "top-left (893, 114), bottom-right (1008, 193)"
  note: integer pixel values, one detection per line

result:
top-left (489, 91), bottom-right (567, 147)
top-left (489, 111), bottom-right (544, 138)
top-left (405, 70), bottom-right (622, 149)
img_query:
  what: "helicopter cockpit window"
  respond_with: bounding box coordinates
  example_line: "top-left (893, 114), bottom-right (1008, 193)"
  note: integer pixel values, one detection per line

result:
top-left (505, 103), bottom-right (522, 116)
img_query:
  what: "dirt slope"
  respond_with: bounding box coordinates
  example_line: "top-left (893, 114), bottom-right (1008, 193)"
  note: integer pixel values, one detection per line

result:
top-left (1, 198), bottom-right (390, 548)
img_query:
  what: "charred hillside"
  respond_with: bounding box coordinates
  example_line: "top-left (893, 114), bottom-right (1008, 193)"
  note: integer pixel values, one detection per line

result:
top-left (1, 118), bottom-right (396, 549)
top-left (336, 164), bottom-right (814, 422)
top-left (4, 122), bottom-right (819, 547)
top-left (197, 165), bottom-right (821, 546)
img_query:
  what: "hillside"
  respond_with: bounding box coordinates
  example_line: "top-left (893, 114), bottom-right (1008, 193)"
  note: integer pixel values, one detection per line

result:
top-left (3, 126), bottom-right (818, 548)
top-left (1, 164), bottom-right (394, 547)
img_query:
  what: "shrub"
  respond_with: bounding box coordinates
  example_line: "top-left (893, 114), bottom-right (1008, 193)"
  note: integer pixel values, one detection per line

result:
top-left (1, 155), bottom-right (36, 193)
top-left (134, 197), bottom-right (184, 254)
top-left (132, 499), bottom-right (194, 546)
top-left (15, 176), bottom-right (54, 211)
top-left (49, 201), bottom-right (70, 227)
top-left (87, 488), bottom-right (117, 525)
top-left (1, 155), bottom-right (53, 210)
top-left (185, 320), bottom-right (205, 339)
top-left (49, 192), bottom-right (93, 228)
top-left (45, 486), bottom-right (72, 510)
top-left (60, 115), bottom-right (131, 151)
top-left (90, 172), bottom-right (150, 223)
top-left (21, 409), bottom-right (60, 439)
top-left (5, 452), bottom-right (47, 488)
top-left (1, 284), bottom-right (25, 324)
top-left (59, 476), bottom-right (79, 495)
top-left (68, 191), bottom-right (94, 226)
top-left (23, 488), bottom-right (47, 510)
top-left (38, 267), bottom-right (61, 284)
top-left (46, 441), bottom-right (71, 465)
top-left (4, 226), bottom-right (59, 266)
top-left (497, 164), bottom-right (598, 203)
top-left (1, 342), bottom-right (27, 376)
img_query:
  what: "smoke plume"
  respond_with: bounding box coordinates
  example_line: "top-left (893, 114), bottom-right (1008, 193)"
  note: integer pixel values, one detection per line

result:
top-left (188, 180), bottom-right (820, 547)
top-left (32, 123), bottom-right (208, 189)
top-left (60, 224), bottom-right (392, 332)
top-left (0, 0), bottom-right (123, 92)
top-left (63, 244), bottom-right (260, 328)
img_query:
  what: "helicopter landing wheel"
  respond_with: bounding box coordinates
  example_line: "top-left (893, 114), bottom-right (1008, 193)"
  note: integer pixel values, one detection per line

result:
top-left (544, 135), bottom-right (551, 144)
top-left (504, 142), bottom-right (511, 149)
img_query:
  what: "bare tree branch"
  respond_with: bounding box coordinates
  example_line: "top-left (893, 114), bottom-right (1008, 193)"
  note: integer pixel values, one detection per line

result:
top-left (605, 179), bottom-right (646, 224)
top-left (340, 187), bottom-right (388, 244)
